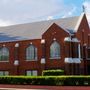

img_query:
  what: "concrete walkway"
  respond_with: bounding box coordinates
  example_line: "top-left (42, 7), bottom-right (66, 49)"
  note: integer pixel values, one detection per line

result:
top-left (0, 88), bottom-right (46, 90)
top-left (0, 85), bottom-right (90, 90)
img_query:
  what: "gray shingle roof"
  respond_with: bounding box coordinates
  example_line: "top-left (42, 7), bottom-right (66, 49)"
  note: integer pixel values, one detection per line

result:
top-left (0, 14), bottom-right (83, 42)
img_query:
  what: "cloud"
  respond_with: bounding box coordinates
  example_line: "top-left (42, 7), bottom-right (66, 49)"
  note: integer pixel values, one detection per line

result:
top-left (0, 0), bottom-right (77, 25)
top-left (0, 0), bottom-right (87, 26)
top-left (83, 1), bottom-right (90, 13)
top-left (1, 0), bottom-right (9, 4)
top-left (62, 6), bottom-right (77, 18)
top-left (0, 19), bottom-right (14, 26)
top-left (0, 0), bottom-right (23, 4)
top-left (0, 0), bottom-right (59, 24)
top-left (47, 16), bottom-right (54, 20)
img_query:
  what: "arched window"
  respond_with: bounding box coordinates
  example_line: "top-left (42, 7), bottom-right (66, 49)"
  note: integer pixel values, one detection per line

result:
top-left (0, 47), bottom-right (9, 61)
top-left (26, 44), bottom-right (37, 60)
top-left (50, 41), bottom-right (60, 59)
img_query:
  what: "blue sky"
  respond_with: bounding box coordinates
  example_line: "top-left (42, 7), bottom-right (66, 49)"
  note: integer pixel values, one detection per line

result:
top-left (0, 0), bottom-right (89, 26)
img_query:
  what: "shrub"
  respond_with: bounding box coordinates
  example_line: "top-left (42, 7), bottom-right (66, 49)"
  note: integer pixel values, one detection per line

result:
top-left (0, 76), bottom-right (90, 86)
top-left (42, 69), bottom-right (64, 76)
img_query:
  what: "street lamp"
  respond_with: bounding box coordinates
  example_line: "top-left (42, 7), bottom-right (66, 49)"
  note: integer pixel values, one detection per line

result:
top-left (14, 60), bottom-right (19, 75)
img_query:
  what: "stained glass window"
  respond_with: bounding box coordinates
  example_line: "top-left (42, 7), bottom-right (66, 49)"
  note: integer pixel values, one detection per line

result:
top-left (0, 47), bottom-right (9, 61)
top-left (26, 44), bottom-right (37, 60)
top-left (50, 41), bottom-right (60, 59)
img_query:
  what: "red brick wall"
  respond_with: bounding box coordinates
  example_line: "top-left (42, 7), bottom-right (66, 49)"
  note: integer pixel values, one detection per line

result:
top-left (76, 14), bottom-right (90, 74)
top-left (42, 23), bottom-right (69, 70)
top-left (0, 39), bottom-right (43, 75)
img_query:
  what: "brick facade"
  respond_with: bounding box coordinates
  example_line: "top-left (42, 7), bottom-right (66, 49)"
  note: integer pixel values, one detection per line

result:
top-left (0, 13), bottom-right (89, 76)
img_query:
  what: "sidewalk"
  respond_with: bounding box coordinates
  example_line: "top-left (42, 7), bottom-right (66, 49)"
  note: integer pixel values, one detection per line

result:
top-left (0, 88), bottom-right (43, 90)
top-left (0, 85), bottom-right (47, 90)
top-left (0, 88), bottom-right (33, 90)
top-left (0, 85), bottom-right (90, 90)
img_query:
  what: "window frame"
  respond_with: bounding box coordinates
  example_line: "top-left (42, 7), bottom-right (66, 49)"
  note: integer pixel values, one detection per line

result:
top-left (50, 41), bottom-right (61, 59)
top-left (0, 47), bottom-right (9, 62)
top-left (26, 44), bottom-right (38, 61)
top-left (86, 47), bottom-right (90, 60)
top-left (0, 71), bottom-right (9, 76)
top-left (26, 70), bottom-right (38, 76)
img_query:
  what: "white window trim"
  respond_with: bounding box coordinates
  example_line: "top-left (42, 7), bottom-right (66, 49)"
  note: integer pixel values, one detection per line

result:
top-left (65, 58), bottom-right (73, 63)
top-left (49, 57), bottom-right (61, 59)
top-left (41, 58), bottom-right (46, 64)
top-left (0, 60), bottom-right (9, 62)
top-left (0, 71), bottom-right (9, 76)
top-left (65, 58), bottom-right (81, 63)
top-left (50, 41), bottom-right (60, 59)
top-left (26, 45), bottom-right (37, 61)
top-left (26, 70), bottom-right (38, 76)
top-left (0, 47), bottom-right (9, 61)
top-left (73, 58), bottom-right (81, 63)
top-left (26, 59), bottom-right (37, 61)
top-left (78, 44), bottom-right (81, 59)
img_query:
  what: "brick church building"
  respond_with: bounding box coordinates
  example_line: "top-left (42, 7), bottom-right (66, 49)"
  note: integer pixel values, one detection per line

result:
top-left (0, 13), bottom-right (89, 76)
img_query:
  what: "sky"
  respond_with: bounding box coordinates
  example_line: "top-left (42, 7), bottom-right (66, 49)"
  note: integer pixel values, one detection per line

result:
top-left (0, 0), bottom-right (89, 26)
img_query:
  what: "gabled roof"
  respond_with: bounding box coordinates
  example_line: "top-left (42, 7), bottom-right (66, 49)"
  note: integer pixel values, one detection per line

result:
top-left (0, 13), bottom-right (85, 42)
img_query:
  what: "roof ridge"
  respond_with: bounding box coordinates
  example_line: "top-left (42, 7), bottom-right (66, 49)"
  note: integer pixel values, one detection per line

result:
top-left (0, 15), bottom-right (80, 28)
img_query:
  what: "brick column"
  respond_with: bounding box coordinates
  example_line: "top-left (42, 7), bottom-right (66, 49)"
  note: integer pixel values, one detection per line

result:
top-left (64, 37), bottom-right (73, 75)
top-left (14, 43), bottom-right (19, 75)
top-left (40, 39), bottom-right (46, 75)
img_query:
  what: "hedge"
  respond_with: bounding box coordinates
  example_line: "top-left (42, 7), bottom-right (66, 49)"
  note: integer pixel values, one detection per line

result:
top-left (0, 76), bottom-right (90, 86)
top-left (42, 69), bottom-right (64, 76)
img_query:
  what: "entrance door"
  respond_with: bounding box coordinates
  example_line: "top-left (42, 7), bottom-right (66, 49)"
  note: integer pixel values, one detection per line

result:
top-left (87, 65), bottom-right (90, 75)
